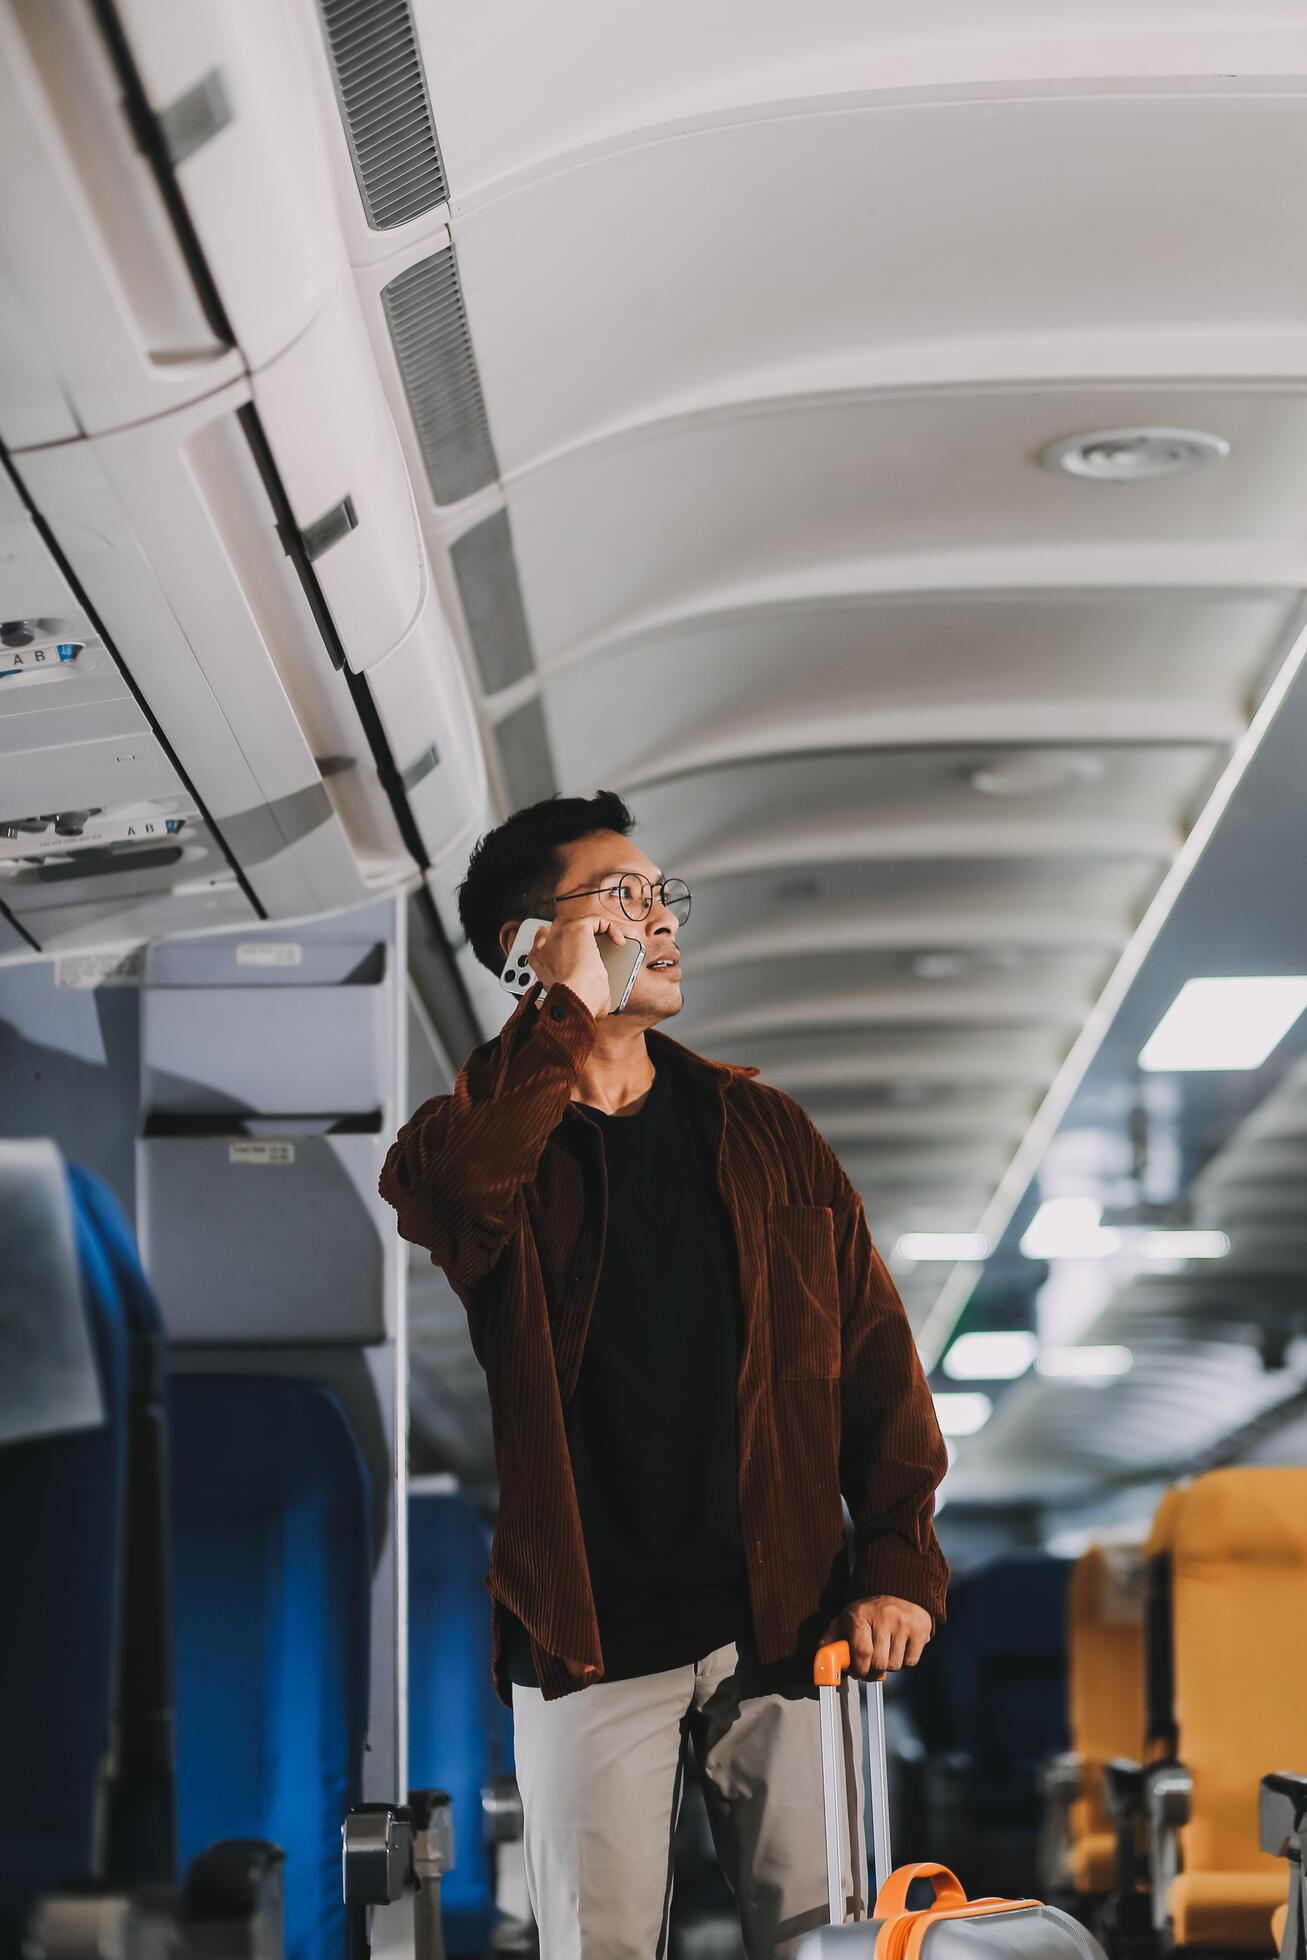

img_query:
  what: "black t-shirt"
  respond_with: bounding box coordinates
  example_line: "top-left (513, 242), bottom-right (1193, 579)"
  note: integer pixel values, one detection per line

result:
top-left (504, 1065), bottom-right (751, 1686)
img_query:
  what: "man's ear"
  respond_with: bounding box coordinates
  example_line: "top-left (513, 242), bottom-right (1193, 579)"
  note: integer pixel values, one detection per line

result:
top-left (498, 920), bottom-right (521, 960)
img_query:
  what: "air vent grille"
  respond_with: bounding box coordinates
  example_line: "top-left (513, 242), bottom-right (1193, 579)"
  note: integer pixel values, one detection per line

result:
top-left (451, 509), bottom-right (535, 694)
top-left (496, 698), bottom-right (557, 808)
top-left (383, 249), bottom-right (498, 505)
top-left (319, 0), bottom-right (447, 229)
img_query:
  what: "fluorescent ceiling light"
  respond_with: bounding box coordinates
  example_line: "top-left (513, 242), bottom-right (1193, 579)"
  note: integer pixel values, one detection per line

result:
top-left (1020, 1198), bottom-right (1121, 1261)
top-left (1037, 1345), bottom-right (1133, 1381)
top-left (943, 1330), bottom-right (1038, 1381)
top-left (1040, 427), bottom-right (1229, 482)
top-left (1140, 1229), bottom-right (1229, 1261)
top-left (1139, 977), bottom-right (1307, 1072)
top-left (896, 1231), bottom-right (991, 1262)
top-left (933, 1391), bottom-right (993, 1437)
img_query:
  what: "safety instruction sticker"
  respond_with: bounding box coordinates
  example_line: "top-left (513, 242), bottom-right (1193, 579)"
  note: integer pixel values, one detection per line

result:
top-left (235, 941), bottom-right (302, 967)
top-left (54, 948), bottom-right (145, 988)
top-left (227, 1141), bottom-right (296, 1166)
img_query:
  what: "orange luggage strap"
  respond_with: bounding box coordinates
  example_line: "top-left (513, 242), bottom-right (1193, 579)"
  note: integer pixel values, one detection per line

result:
top-left (872, 1864), bottom-right (1042, 1960)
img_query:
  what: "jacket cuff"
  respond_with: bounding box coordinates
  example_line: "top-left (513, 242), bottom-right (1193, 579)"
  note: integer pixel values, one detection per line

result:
top-left (534, 982), bottom-right (598, 1070)
top-left (850, 1538), bottom-right (949, 1626)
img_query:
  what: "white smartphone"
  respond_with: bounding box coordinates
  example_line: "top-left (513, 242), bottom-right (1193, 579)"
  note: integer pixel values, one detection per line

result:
top-left (498, 916), bottom-right (645, 1014)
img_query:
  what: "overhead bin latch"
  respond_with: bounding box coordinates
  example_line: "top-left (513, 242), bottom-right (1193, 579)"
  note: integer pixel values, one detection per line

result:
top-left (295, 496), bottom-right (359, 565)
top-left (155, 69), bottom-right (234, 169)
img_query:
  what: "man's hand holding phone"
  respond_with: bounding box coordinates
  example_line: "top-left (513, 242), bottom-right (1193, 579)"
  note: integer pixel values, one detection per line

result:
top-left (529, 916), bottom-right (627, 1021)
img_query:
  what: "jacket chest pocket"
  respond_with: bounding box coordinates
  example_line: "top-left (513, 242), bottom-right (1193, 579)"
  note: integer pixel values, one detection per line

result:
top-left (767, 1205), bottom-right (840, 1380)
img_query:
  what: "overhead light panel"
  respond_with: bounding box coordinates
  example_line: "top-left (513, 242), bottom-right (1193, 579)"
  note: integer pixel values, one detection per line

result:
top-left (943, 1331), bottom-right (1038, 1381)
top-left (1040, 427), bottom-right (1229, 482)
top-left (933, 1391), bottom-right (993, 1437)
top-left (1037, 1345), bottom-right (1133, 1381)
top-left (896, 1231), bottom-right (991, 1262)
top-left (1020, 1198), bottom-right (1121, 1261)
top-left (1139, 976), bottom-right (1307, 1072)
top-left (1140, 1229), bottom-right (1229, 1261)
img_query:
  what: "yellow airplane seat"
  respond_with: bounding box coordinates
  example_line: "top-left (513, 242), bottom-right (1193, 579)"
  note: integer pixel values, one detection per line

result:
top-left (1150, 1469), bottom-right (1307, 1953)
top-left (1064, 1544), bottom-right (1147, 1897)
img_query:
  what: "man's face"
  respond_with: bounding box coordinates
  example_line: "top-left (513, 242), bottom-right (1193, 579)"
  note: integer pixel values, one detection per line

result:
top-left (546, 829), bottom-right (685, 1025)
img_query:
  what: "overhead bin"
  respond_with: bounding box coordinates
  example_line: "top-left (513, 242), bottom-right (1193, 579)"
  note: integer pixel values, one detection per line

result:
top-left (0, 0), bottom-right (338, 446)
top-left (366, 583), bottom-right (487, 869)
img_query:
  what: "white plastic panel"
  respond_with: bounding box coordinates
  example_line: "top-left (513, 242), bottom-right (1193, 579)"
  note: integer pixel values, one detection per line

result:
top-left (0, 727), bottom-right (181, 821)
top-left (506, 387), bottom-right (1307, 661)
top-left (457, 93), bottom-right (1307, 470)
top-left (143, 980), bottom-right (387, 1117)
top-left (138, 1133), bottom-right (387, 1343)
top-left (113, 0), bottom-right (341, 373)
top-left (252, 288), bottom-right (426, 673)
top-left (419, 0), bottom-right (1307, 195)
top-left (632, 746), bottom-right (1218, 881)
top-left (18, 384), bottom-right (374, 918)
top-left (0, 2), bottom-right (241, 442)
top-left (365, 583), bottom-right (487, 869)
top-left (0, 641), bottom-right (143, 761)
top-left (540, 589), bottom-right (1288, 790)
top-left (2, 821), bottom-right (253, 952)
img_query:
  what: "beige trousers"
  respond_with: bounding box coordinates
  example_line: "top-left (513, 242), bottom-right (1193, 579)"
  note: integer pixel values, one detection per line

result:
top-left (512, 1640), bottom-right (867, 1959)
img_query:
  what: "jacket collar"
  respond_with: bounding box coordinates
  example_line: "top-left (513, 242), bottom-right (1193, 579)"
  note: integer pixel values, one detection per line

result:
top-left (466, 988), bottom-right (758, 1100)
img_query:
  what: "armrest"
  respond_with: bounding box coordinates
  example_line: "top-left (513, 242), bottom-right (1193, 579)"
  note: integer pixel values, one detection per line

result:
top-left (1261, 1773), bottom-right (1307, 1859)
top-left (1147, 1763), bottom-right (1193, 1937)
top-left (183, 1839), bottom-right (285, 1960)
top-left (342, 1803), bottom-right (416, 1908)
top-left (1104, 1757), bottom-right (1144, 1825)
top-left (482, 1775), bottom-right (525, 1845)
top-left (1043, 1751), bottom-right (1084, 1802)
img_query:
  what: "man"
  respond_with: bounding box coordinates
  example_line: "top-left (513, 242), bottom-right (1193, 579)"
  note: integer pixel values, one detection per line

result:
top-left (380, 790), bottom-right (948, 1959)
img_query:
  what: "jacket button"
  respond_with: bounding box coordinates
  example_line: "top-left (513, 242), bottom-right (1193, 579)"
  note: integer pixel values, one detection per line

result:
top-left (550, 1003), bottom-right (567, 1022)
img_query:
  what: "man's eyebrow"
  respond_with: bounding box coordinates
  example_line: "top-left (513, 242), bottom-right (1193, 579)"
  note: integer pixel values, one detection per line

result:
top-left (595, 865), bottom-right (662, 883)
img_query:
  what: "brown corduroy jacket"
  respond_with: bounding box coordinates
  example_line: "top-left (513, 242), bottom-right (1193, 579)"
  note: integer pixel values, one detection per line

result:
top-left (379, 979), bottom-right (949, 1704)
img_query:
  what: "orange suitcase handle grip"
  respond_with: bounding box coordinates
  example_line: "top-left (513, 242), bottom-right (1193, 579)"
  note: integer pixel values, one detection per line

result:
top-left (813, 1639), bottom-right (885, 1687)
top-left (875, 1863), bottom-right (969, 1916)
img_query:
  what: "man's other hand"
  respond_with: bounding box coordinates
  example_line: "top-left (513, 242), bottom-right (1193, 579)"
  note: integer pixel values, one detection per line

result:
top-left (822, 1595), bottom-right (933, 1676)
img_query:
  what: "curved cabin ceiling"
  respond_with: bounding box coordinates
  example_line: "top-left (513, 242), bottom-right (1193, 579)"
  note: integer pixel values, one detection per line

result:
top-left (384, 1), bottom-right (1307, 1331)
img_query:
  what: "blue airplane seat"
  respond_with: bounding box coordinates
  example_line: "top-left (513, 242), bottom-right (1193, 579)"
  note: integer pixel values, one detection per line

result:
top-left (170, 1376), bottom-right (372, 1960)
top-left (914, 1555), bottom-right (1070, 1817)
top-left (408, 1485), bottom-right (512, 1956)
top-left (0, 1163), bottom-right (142, 1947)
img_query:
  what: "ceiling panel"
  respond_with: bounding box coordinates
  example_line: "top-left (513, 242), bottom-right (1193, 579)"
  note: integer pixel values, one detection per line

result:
top-left (536, 589), bottom-right (1286, 785)
top-left (419, 1), bottom-right (1304, 195)
top-left (506, 388), bottom-right (1307, 661)
top-left (630, 746), bottom-right (1218, 877)
top-left (459, 94), bottom-right (1307, 467)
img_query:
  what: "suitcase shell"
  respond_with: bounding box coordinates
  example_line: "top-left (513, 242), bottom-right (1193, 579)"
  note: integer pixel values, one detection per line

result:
top-left (798, 1642), bottom-right (1108, 1960)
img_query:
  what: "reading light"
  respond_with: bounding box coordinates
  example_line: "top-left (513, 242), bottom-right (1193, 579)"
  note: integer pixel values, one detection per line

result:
top-left (932, 1392), bottom-right (993, 1437)
top-left (895, 1232), bottom-right (991, 1262)
top-left (1036, 1345), bottom-right (1133, 1381)
top-left (1140, 1229), bottom-right (1229, 1261)
top-left (1040, 427), bottom-right (1229, 482)
top-left (943, 1331), bottom-right (1038, 1381)
top-left (1020, 1198), bottom-right (1120, 1261)
top-left (1139, 976), bottom-right (1307, 1071)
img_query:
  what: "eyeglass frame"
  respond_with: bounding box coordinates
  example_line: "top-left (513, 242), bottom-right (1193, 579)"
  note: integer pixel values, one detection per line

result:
top-left (541, 872), bottom-right (692, 926)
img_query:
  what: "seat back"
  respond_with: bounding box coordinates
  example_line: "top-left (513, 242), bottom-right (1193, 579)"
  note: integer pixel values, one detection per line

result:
top-left (1144, 1483), bottom-right (1187, 1763)
top-left (408, 1485), bottom-right (514, 1957)
top-left (170, 1376), bottom-right (371, 1960)
top-left (1067, 1544), bottom-right (1146, 1882)
top-left (0, 1158), bottom-right (133, 1947)
top-left (1170, 1469), bottom-right (1307, 1884)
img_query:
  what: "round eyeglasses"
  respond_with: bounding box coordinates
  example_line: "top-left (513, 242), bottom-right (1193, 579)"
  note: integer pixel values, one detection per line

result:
top-left (549, 873), bottom-right (691, 927)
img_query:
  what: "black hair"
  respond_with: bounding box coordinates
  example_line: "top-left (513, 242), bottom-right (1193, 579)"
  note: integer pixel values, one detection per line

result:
top-left (456, 790), bottom-right (636, 973)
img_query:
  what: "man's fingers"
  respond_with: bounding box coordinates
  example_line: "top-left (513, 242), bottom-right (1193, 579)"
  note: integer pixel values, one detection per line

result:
top-left (904, 1629), bottom-right (928, 1668)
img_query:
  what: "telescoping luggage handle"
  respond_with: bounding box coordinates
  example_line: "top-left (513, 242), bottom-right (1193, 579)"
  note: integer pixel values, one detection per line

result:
top-left (814, 1639), bottom-right (893, 1921)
